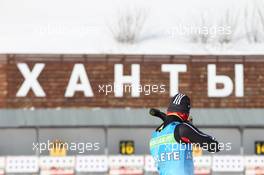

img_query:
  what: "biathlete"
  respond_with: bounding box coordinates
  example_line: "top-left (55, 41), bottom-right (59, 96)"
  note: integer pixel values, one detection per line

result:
top-left (149, 93), bottom-right (220, 175)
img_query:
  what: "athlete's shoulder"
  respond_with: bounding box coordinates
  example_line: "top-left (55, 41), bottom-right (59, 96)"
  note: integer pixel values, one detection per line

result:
top-left (170, 121), bottom-right (181, 126)
top-left (178, 122), bottom-right (199, 131)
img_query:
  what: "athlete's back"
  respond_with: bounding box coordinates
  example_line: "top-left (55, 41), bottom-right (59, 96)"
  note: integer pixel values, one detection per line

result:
top-left (150, 121), bottom-right (194, 175)
top-left (149, 93), bottom-right (219, 174)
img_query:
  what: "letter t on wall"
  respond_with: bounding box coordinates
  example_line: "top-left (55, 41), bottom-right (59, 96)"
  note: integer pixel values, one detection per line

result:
top-left (161, 64), bottom-right (187, 97)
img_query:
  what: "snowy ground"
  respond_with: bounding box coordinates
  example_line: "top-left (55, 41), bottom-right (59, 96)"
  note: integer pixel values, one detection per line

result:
top-left (0, 0), bottom-right (263, 54)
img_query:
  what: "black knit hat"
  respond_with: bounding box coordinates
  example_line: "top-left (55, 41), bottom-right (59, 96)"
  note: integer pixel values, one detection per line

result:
top-left (167, 93), bottom-right (191, 114)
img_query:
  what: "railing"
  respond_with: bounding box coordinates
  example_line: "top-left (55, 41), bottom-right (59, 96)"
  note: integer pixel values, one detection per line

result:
top-left (0, 155), bottom-right (263, 175)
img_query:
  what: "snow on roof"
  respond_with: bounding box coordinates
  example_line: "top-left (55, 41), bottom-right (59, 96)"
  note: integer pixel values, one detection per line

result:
top-left (0, 0), bottom-right (263, 55)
